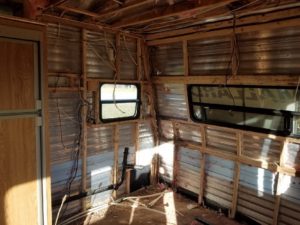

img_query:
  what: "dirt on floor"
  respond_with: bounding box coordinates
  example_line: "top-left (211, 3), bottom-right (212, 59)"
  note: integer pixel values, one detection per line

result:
top-left (78, 186), bottom-right (241, 225)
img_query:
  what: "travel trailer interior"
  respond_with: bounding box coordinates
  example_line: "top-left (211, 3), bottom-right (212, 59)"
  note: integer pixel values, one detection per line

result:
top-left (0, 1), bottom-right (300, 225)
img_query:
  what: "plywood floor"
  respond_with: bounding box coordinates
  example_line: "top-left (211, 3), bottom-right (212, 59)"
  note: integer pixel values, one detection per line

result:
top-left (80, 187), bottom-right (241, 225)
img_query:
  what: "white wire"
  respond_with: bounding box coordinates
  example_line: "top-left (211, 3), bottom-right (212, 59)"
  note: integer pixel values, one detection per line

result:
top-left (54, 194), bottom-right (67, 225)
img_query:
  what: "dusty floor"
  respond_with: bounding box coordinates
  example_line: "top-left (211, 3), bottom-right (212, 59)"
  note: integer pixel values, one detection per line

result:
top-left (78, 186), bottom-right (241, 225)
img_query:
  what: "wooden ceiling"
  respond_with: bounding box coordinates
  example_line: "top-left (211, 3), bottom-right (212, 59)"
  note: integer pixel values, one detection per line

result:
top-left (40, 0), bottom-right (300, 39)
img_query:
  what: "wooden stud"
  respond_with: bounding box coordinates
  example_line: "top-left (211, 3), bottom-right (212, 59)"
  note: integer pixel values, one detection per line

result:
top-left (230, 132), bottom-right (242, 218)
top-left (116, 33), bottom-right (121, 81)
top-left (137, 39), bottom-right (143, 81)
top-left (183, 40), bottom-right (189, 77)
top-left (272, 140), bottom-right (288, 225)
top-left (113, 125), bottom-right (120, 198)
top-left (172, 121), bottom-right (180, 189)
top-left (198, 125), bottom-right (207, 205)
top-left (81, 29), bottom-right (88, 209)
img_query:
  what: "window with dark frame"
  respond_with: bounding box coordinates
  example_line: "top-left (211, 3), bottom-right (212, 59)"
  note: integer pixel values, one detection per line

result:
top-left (188, 85), bottom-right (300, 136)
top-left (100, 84), bottom-right (140, 122)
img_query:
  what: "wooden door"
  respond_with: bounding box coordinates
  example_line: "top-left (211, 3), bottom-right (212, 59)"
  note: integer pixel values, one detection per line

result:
top-left (0, 38), bottom-right (41, 225)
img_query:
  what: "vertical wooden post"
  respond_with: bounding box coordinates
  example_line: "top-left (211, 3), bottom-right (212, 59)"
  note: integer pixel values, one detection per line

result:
top-left (141, 40), bottom-right (160, 185)
top-left (137, 39), bottom-right (142, 81)
top-left (172, 122), bottom-right (180, 189)
top-left (81, 29), bottom-right (88, 209)
top-left (198, 125), bottom-right (207, 204)
top-left (183, 40), bottom-right (191, 121)
top-left (272, 140), bottom-right (287, 225)
top-left (116, 33), bottom-right (121, 81)
top-left (113, 125), bottom-right (119, 198)
top-left (94, 87), bottom-right (100, 124)
top-left (183, 40), bottom-right (189, 76)
top-left (230, 132), bottom-right (242, 218)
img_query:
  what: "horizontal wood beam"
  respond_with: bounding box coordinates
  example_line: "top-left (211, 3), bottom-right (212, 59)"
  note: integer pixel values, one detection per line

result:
top-left (39, 14), bottom-right (142, 39)
top-left (147, 16), bottom-right (300, 45)
top-left (152, 75), bottom-right (300, 86)
top-left (94, 0), bottom-right (155, 21)
top-left (145, 5), bottom-right (300, 41)
top-left (114, 0), bottom-right (236, 28)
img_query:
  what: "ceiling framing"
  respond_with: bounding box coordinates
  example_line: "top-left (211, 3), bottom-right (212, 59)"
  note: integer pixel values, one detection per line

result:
top-left (24, 0), bottom-right (300, 41)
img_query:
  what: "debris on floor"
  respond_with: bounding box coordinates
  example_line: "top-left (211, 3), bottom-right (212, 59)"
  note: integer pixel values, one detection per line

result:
top-left (79, 185), bottom-right (241, 225)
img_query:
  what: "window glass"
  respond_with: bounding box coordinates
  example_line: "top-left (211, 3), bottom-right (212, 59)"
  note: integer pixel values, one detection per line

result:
top-left (244, 88), bottom-right (298, 112)
top-left (100, 84), bottom-right (139, 122)
top-left (189, 85), bottom-right (299, 136)
top-left (245, 113), bottom-right (285, 131)
top-left (101, 84), bottom-right (138, 101)
top-left (101, 103), bottom-right (138, 120)
top-left (199, 86), bottom-right (243, 106)
top-left (205, 108), bottom-right (244, 125)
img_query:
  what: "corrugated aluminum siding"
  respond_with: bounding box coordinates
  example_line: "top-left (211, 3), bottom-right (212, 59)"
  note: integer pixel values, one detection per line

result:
top-left (87, 126), bottom-right (114, 207)
top-left (188, 36), bottom-right (231, 75)
top-left (242, 134), bottom-right (282, 163)
top-left (136, 121), bottom-right (155, 167)
top-left (238, 26), bottom-right (300, 75)
top-left (47, 23), bottom-right (81, 74)
top-left (150, 42), bottom-right (184, 76)
top-left (158, 141), bottom-right (174, 183)
top-left (204, 155), bottom-right (234, 209)
top-left (178, 123), bottom-right (201, 143)
top-left (284, 141), bottom-right (300, 169)
top-left (177, 147), bottom-right (201, 194)
top-left (238, 165), bottom-right (276, 225)
top-left (48, 92), bottom-right (82, 217)
top-left (206, 126), bottom-right (237, 155)
top-left (118, 124), bottom-right (136, 195)
top-left (156, 84), bottom-right (188, 119)
top-left (279, 175), bottom-right (300, 225)
top-left (85, 30), bottom-right (115, 79)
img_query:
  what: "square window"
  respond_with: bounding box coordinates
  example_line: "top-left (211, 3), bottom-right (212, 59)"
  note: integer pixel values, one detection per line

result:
top-left (100, 84), bottom-right (140, 122)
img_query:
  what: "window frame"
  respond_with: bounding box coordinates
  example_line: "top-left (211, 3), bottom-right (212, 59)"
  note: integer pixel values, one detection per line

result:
top-left (188, 84), bottom-right (300, 137)
top-left (99, 83), bottom-right (141, 123)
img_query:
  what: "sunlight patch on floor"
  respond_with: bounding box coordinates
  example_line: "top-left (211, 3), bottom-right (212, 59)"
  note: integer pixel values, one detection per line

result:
top-left (163, 192), bottom-right (177, 225)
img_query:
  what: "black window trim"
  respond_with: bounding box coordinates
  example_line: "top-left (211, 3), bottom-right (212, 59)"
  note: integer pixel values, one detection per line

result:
top-left (100, 83), bottom-right (141, 123)
top-left (188, 84), bottom-right (300, 137)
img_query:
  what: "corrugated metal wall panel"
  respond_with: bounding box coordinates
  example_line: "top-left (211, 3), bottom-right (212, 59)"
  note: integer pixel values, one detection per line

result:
top-left (188, 36), bottom-right (231, 75)
top-left (150, 43), bottom-right (184, 76)
top-left (118, 124), bottom-right (136, 195)
top-left (85, 30), bottom-right (115, 79)
top-left (156, 84), bottom-right (188, 119)
top-left (279, 176), bottom-right (300, 225)
top-left (136, 121), bottom-right (155, 167)
top-left (158, 141), bottom-right (174, 183)
top-left (284, 141), bottom-right (300, 169)
top-left (49, 92), bottom-right (82, 218)
top-left (47, 23), bottom-right (81, 74)
top-left (178, 123), bottom-right (201, 143)
top-left (206, 126), bottom-right (237, 155)
top-left (204, 155), bottom-right (234, 209)
top-left (87, 126), bottom-right (114, 206)
top-left (177, 147), bottom-right (201, 194)
top-left (238, 165), bottom-right (276, 225)
top-left (238, 27), bottom-right (300, 75)
top-left (120, 36), bottom-right (137, 80)
top-left (242, 134), bottom-right (282, 163)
